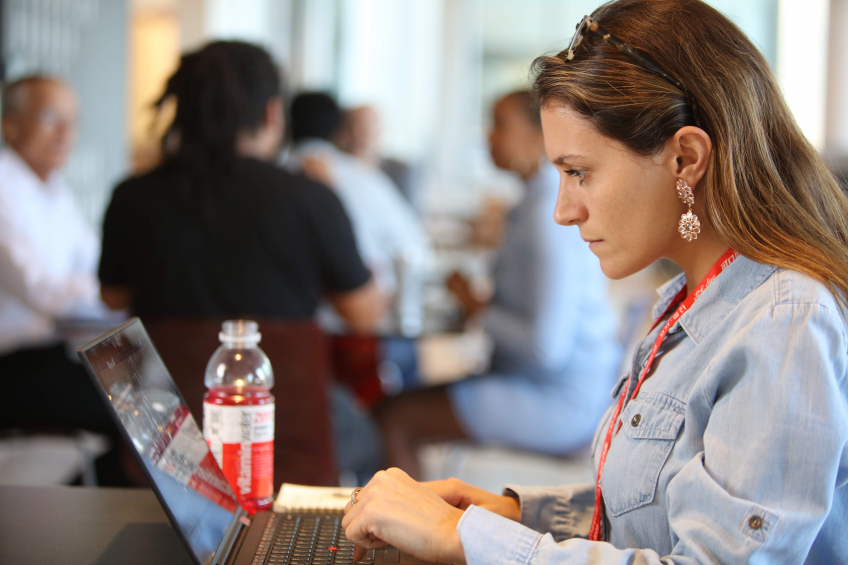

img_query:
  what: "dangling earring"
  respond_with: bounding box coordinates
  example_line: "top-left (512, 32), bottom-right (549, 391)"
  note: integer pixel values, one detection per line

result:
top-left (676, 179), bottom-right (701, 242)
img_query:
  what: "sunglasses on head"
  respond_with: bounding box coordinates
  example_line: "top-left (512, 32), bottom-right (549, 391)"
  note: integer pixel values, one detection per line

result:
top-left (568, 15), bottom-right (701, 127)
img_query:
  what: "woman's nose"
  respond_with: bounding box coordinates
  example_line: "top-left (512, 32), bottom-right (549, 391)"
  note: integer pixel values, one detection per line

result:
top-left (554, 184), bottom-right (587, 226)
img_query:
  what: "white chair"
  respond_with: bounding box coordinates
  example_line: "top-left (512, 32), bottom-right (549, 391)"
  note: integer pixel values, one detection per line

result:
top-left (0, 430), bottom-right (109, 486)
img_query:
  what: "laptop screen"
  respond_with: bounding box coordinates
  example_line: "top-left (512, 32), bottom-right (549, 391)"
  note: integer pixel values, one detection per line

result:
top-left (79, 319), bottom-right (240, 565)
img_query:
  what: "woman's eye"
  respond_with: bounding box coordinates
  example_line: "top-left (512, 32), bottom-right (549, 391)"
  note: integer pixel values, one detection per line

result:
top-left (564, 169), bottom-right (586, 181)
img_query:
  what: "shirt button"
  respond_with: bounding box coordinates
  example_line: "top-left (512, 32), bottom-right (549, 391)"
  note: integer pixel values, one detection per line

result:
top-left (631, 414), bottom-right (641, 427)
top-left (748, 515), bottom-right (763, 530)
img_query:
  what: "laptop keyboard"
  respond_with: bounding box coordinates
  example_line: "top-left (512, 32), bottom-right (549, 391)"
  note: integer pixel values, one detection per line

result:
top-left (252, 514), bottom-right (395, 565)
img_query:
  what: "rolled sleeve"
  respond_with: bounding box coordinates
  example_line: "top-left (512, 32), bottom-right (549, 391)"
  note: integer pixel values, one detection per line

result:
top-left (505, 483), bottom-right (595, 542)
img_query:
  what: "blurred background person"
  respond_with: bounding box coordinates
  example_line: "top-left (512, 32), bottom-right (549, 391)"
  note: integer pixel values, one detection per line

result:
top-left (376, 91), bottom-right (621, 479)
top-left (98, 43), bottom-right (383, 331)
top-left (97, 41), bottom-right (386, 487)
top-left (0, 76), bottom-right (124, 483)
top-left (334, 105), bottom-right (423, 212)
top-left (286, 93), bottom-right (432, 307)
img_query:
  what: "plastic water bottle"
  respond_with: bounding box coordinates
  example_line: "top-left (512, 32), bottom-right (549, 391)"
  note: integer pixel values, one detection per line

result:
top-left (393, 247), bottom-right (425, 337)
top-left (202, 320), bottom-right (275, 513)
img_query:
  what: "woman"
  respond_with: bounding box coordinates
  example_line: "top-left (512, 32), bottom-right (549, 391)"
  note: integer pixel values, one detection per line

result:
top-left (339, 1), bottom-right (848, 563)
top-left (99, 42), bottom-right (384, 330)
top-left (376, 91), bottom-right (620, 479)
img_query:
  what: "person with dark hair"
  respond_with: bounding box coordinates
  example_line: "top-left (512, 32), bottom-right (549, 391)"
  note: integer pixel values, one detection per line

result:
top-left (374, 91), bottom-right (620, 479)
top-left (99, 42), bottom-right (384, 331)
top-left (335, 1), bottom-right (848, 563)
top-left (286, 92), bottom-right (431, 305)
top-left (290, 92), bottom-right (343, 142)
top-left (100, 42), bottom-right (387, 489)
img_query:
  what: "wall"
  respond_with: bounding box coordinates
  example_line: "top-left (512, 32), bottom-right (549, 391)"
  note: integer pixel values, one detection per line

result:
top-left (827, 0), bottom-right (848, 173)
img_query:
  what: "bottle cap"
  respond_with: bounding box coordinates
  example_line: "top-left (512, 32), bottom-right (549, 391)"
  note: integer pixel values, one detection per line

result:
top-left (219, 320), bottom-right (262, 345)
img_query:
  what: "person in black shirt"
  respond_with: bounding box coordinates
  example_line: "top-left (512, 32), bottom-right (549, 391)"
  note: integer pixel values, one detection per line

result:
top-left (99, 41), bottom-right (384, 330)
top-left (99, 41), bottom-right (386, 486)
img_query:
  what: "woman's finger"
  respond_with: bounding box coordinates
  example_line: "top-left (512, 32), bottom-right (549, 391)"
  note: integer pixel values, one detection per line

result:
top-left (353, 544), bottom-right (367, 562)
top-left (341, 485), bottom-right (370, 530)
top-left (424, 478), bottom-right (474, 509)
top-left (352, 539), bottom-right (389, 561)
top-left (343, 506), bottom-right (383, 549)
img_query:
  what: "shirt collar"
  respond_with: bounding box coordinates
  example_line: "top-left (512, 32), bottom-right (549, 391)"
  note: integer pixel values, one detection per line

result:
top-left (651, 273), bottom-right (688, 321)
top-left (0, 146), bottom-right (62, 193)
top-left (651, 255), bottom-right (776, 346)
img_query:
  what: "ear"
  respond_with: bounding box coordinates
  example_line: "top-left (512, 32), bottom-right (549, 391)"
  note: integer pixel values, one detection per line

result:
top-left (667, 126), bottom-right (712, 189)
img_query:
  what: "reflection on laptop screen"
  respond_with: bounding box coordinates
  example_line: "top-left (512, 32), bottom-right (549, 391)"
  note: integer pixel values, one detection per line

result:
top-left (79, 319), bottom-right (239, 565)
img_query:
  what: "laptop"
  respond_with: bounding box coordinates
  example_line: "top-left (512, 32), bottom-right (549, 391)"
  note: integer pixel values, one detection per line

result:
top-left (78, 318), bottom-right (443, 565)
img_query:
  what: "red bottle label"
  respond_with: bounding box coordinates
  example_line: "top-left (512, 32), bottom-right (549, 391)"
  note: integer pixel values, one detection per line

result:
top-left (203, 402), bottom-right (274, 503)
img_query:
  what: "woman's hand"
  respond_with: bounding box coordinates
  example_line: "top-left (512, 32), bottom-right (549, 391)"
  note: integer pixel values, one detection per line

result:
top-left (425, 477), bottom-right (521, 521)
top-left (342, 468), bottom-right (467, 564)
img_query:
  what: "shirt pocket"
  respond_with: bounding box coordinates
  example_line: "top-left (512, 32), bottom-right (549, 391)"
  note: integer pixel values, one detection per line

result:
top-left (600, 393), bottom-right (685, 517)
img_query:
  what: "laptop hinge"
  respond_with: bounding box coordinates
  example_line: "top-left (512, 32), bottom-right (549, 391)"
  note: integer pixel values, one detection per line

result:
top-left (211, 508), bottom-right (249, 565)
top-left (232, 512), bottom-right (272, 565)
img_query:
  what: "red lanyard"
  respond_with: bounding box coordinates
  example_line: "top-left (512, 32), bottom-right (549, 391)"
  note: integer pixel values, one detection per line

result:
top-left (588, 248), bottom-right (739, 542)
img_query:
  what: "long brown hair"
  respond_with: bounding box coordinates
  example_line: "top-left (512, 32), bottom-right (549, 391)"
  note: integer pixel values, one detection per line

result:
top-left (533, 0), bottom-right (848, 310)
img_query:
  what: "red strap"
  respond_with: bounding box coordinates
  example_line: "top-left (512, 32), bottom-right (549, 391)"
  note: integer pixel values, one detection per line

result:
top-left (588, 249), bottom-right (739, 541)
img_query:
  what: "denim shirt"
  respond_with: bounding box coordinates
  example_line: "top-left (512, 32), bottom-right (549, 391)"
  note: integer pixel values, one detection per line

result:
top-left (457, 256), bottom-right (848, 564)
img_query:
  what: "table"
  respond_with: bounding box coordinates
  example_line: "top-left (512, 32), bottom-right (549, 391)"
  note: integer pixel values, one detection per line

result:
top-left (331, 330), bottom-right (491, 409)
top-left (0, 485), bottom-right (194, 565)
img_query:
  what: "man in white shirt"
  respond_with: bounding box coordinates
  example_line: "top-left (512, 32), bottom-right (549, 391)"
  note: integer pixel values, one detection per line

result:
top-left (0, 76), bottom-right (105, 354)
top-left (286, 93), bottom-right (432, 298)
top-left (334, 105), bottom-right (422, 211)
top-left (0, 76), bottom-right (122, 481)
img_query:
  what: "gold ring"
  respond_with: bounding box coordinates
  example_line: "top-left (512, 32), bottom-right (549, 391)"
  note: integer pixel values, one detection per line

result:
top-left (350, 487), bottom-right (362, 506)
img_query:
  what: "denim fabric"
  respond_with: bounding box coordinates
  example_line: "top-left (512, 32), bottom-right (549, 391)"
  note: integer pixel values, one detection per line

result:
top-left (449, 163), bottom-right (620, 453)
top-left (457, 256), bottom-right (848, 564)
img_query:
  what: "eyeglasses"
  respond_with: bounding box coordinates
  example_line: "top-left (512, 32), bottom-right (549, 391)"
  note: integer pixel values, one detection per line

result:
top-left (568, 15), bottom-right (700, 127)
